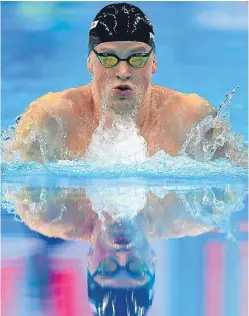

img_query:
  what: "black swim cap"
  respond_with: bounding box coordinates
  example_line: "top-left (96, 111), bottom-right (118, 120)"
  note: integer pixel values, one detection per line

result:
top-left (88, 271), bottom-right (155, 316)
top-left (88, 2), bottom-right (156, 55)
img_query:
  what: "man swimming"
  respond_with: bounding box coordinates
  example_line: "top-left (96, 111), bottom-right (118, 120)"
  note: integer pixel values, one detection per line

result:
top-left (11, 3), bottom-right (247, 167)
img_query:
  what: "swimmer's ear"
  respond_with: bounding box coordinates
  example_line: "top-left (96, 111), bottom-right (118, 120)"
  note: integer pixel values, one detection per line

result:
top-left (152, 55), bottom-right (157, 74)
top-left (87, 55), bottom-right (93, 73)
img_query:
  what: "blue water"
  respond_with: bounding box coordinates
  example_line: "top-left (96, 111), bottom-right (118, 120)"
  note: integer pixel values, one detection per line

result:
top-left (1, 178), bottom-right (248, 316)
top-left (1, 2), bottom-right (248, 316)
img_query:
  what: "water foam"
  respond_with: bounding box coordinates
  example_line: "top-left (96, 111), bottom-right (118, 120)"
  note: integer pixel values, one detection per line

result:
top-left (180, 87), bottom-right (247, 167)
top-left (83, 115), bottom-right (148, 165)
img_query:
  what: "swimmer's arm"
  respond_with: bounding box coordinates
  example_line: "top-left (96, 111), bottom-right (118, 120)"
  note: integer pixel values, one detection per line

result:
top-left (12, 93), bottom-right (67, 162)
top-left (6, 187), bottom-right (98, 241)
top-left (145, 187), bottom-right (243, 239)
top-left (178, 94), bottom-right (248, 168)
top-left (11, 101), bottom-right (45, 162)
top-left (144, 192), bottom-right (213, 239)
top-left (13, 117), bottom-right (63, 163)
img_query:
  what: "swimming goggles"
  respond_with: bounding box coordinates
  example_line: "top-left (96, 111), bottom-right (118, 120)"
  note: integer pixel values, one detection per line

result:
top-left (92, 256), bottom-right (155, 279)
top-left (92, 47), bottom-right (153, 68)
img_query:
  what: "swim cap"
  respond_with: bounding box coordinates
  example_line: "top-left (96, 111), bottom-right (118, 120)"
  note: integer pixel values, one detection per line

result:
top-left (88, 3), bottom-right (156, 55)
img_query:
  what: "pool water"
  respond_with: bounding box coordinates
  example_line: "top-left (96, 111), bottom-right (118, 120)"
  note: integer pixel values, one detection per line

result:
top-left (1, 178), bottom-right (248, 316)
top-left (1, 2), bottom-right (248, 316)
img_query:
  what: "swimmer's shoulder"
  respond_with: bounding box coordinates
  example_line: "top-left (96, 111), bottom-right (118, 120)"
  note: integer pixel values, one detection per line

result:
top-left (39, 84), bottom-right (92, 117)
top-left (152, 84), bottom-right (216, 118)
top-left (59, 84), bottom-right (92, 109)
top-left (151, 84), bottom-right (181, 102)
top-left (16, 85), bottom-right (92, 138)
top-left (25, 84), bottom-right (92, 121)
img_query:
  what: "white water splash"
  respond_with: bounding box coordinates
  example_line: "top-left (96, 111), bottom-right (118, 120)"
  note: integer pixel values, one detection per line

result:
top-left (180, 87), bottom-right (248, 168)
top-left (83, 115), bottom-right (148, 165)
top-left (85, 186), bottom-right (147, 220)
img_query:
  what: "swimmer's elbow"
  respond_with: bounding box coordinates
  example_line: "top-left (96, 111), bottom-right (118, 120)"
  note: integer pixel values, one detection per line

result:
top-left (14, 133), bottom-right (63, 163)
top-left (14, 114), bottom-right (64, 163)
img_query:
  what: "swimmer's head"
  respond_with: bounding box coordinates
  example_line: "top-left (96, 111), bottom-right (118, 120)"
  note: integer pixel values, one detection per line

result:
top-left (87, 220), bottom-right (156, 285)
top-left (87, 220), bottom-right (156, 315)
top-left (88, 271), bottom-right (155, 315)
top-left (88, 2), bottom-right (156, 55)
top-left (87, 3), bottom-right (157, 117)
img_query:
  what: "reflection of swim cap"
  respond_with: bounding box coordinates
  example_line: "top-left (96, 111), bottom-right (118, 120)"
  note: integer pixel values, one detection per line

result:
top-left (87, 271), bottom-right (155, 316)
top-left (88, 2), bottom-right (156, 55)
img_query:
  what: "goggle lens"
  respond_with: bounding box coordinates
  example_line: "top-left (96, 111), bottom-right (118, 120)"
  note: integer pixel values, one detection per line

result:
top-left (98, 258), bottom-right (118, 275)
top-left (129, 56), bottom-right (147, 68)
top-left (128, 257), bottom-right (147, 275)
top-left (99, 55), bottom-right (119, 67)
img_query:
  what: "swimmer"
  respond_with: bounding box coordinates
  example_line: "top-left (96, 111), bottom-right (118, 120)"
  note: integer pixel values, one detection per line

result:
top-left (11, 3), bottom-right (247, 167)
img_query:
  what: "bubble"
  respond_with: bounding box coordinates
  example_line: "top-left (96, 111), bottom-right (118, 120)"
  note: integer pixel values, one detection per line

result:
top-left (1, 201), bottom-right (16, 214)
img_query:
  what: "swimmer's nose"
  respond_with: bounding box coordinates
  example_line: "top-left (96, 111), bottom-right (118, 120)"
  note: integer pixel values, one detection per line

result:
top-left (116, 251), bottom-right (133, 266)
top-left (115, 61), bottom-right (132, 81)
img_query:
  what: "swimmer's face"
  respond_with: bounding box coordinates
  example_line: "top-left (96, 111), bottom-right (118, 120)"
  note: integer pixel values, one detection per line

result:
top-left (88, 41), bottom-right (157, 116)
top-left (87, 222), bottom-right (156, 288)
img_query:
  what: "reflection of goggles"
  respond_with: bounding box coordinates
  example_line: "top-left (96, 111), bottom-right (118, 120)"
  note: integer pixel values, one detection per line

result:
top-left (92, 48), bottom-right (153, 68)
top-left (92, 257), bottom-right (154, 279)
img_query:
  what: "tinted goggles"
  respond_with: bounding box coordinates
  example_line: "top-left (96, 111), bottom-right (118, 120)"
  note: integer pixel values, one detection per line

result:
top-left (92, 256), bottom-right (154, 279)
top-left (93, 47), bottom-right (153, 68)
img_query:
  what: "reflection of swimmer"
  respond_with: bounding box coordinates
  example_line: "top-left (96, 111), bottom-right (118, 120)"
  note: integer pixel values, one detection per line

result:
top-left (6, 184), bottom-right (245, 240)
top-left (7, 187), bottom-right (157, 315)
top-left (87, 220), bottom-right (156, 315)
top-left (8, 3), bottom-right (247, 167)
top-left (6, 184), bottom-right (246, 314)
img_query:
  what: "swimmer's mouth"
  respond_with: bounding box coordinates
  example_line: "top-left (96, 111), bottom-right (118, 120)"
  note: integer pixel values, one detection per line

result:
top-left (114, 237), bottom-right (131, 245)
top-left (113, 85), bottom-right (133, 96)
top-left (111, 230), bottom-right (133, 247)
top-left (114, 85), bottom-right (132, 91)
